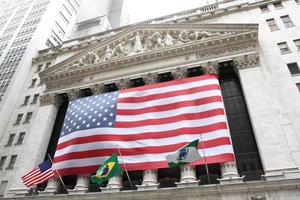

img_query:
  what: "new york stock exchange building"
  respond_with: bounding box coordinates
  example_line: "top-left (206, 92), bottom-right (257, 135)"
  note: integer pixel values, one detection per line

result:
top-left (3, 0), bottom-right (300, 199)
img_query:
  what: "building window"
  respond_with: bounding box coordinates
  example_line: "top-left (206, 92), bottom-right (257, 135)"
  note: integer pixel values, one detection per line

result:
top-left (5, 134), bottom-right (15, 146)
top-left (23, 112), bottom-right (33, 124)
top-left (104, 83), bottom-right (118, 92)
top-left (281, 15), bottom-right (294, 28)
top-left (293, 39), bottom-right (300, 50)
top-left (219, 61), bottom-right (263, 181)
top-left (36, 64), bottom-right (43, 72)
top-left (266, 18), bottom-right (279, 31)
top-left (273, 1), bottom-right (283, 8)
top-left (260, 5), bottom-right (269, 12)
top-left (15, 132), bottom-right (25, 145)
top-left (129, 78), bottom-right (145, 88)
top-left (296, 83), bottom-right (300, 92)
top-left (31, 94), bottom-right (39, 104)
top-left (22, 95), bottom-right (30, 106)
top-left (287, 63), bottom-right (300, 75)
top-left (157, 72), bottom-right (174, 83)
top-left (6, 155), bottom-right (17, 169)
top-left (277, 42), bottom-right (291, 54)
top-left (187, 66), bottom-right (204, 77)
top-left (0, 156), bottom-right (7, 170)
top-left (29, 78), bottom-right (37, 88)
top-left (0, 181), bottom-right (8, 197)
top-left (14, 114), bottom-right (23, 125)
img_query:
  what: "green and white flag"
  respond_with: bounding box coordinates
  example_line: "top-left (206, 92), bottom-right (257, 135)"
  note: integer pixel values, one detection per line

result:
top-left (91, 153), bottom-right (122, 184)
top-left (166, 140), bottom-right (201, 168)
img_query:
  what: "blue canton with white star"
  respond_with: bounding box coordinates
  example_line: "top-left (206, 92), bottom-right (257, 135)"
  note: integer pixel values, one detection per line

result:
top-left (60, 91), bottom-right (119, 137)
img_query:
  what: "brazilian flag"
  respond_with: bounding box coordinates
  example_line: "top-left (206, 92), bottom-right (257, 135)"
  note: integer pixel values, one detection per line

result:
top-left (91, 154), bottom-right (123, 184)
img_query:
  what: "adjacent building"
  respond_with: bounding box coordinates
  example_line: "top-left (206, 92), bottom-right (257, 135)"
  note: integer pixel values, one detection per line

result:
top-left (0, 0), bottom-right (128, 197)
top-left (1, 0), bottom-right (300, 199)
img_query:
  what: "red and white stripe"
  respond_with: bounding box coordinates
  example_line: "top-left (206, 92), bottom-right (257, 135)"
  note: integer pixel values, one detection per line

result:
top-left (21, 168), bottom-right (54, 188)
top-left (53, 74), bottom-right (235, 176)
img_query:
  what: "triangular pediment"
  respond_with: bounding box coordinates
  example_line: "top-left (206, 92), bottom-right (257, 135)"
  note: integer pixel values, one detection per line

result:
top-left (40, 23), bottom-right (258, 79)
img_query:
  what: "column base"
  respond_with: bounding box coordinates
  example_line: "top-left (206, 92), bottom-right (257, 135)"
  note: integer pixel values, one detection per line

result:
top-left (137, 183), bottom-right (159, 191)
top-left (101, 186), bottom-right (121, 193)
top-left (68, 187), bottom-right (87, 195)
top-left (38, 186), bottom-right (57, 196)
top-left (175, 180), bottom-right (199, 188)
top-left (218, 175), bottom-right (244, 185)
top-left (262, 167), bottom-right (300, 181)
top-left (8, 188), bottom-right (29, 197)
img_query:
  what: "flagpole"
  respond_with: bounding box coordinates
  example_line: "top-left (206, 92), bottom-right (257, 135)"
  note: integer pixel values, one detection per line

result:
top-left (199, 134), bottom-right (211, 184)
top-left (116, 146), bottom-right (134, 190)
top-left (47, 154), bottom-right (67, 191)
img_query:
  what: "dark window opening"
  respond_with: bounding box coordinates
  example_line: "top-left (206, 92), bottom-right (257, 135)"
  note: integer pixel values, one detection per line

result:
top-left (81, 88), bottom-right (92, 97)
top-left (104, 83), bottom-right (118, 92)
top-left (6, 155), bottom-right (17, 169)
top-left (6, 134), bottom-right (15, 146)
top-left (158, 167), bottom-right (180, 188)
top-left (157, 72), bottom-right (174, 83)
top-left (196, 163), bottom-right (221, 185)
top-left (15, 132), bottom-right (25, 145)
top-left (287, 62), bottom-right (300, 75)
top-left (187, 66), bottom-right (204, 77)
top-left (130, 78), bottom-right (145, 88)
top-left (122, 170), bottom-right (143, 190)
top-left (219, 61), bottom-right (263, 181)
top-left (0, 156), bottom-right (7, 170)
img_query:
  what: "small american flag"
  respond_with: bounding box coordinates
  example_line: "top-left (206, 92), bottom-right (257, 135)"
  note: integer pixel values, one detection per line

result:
top-left (21, 160), bottom-right (54, 188)
top-left (53, 74), bottom-right (235, 176)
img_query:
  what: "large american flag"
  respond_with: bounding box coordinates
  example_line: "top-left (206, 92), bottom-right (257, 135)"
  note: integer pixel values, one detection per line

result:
top-left (21, 160), bottom-right (54, 187)
top-left (53, 74), bottom-right (235, 176)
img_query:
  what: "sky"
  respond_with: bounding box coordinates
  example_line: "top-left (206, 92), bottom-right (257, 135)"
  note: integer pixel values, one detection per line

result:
top-left (126, 0), bottom-right (205, 23)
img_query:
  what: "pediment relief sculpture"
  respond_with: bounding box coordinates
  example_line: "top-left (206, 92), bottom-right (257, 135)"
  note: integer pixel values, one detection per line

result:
top-left (59, 30), bottom-right (225, 72)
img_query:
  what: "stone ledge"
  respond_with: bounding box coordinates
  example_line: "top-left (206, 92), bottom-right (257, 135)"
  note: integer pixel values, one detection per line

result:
top-left (6, 178), bottom-right (300, 200)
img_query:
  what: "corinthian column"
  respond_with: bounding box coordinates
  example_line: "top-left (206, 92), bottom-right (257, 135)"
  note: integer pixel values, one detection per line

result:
top-left (171, 68), bottom-right (199, 187)
top-left (203, 61), bottom-right (243, 184)
top-left (66, 89), bottom-right (91, 194)
top-left (32, 94), bottom-right (62, 196)
top-left (136, 73), bottom-right (159, 190)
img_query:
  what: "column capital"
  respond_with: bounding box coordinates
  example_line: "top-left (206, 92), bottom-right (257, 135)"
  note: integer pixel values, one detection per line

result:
top-left (143, 73), bottom-right (158, 85)
top-left (233, 53), bottom-right (260, 71)
top-left (67, 89), bottom-right (81, 101)
top-left (115, 78), bottom-right (130, 90)
top-left (202, 61), bottom-right (219, 75)
top-left (172, 67), bottom-right (188, 79)
top-left (39, 93), bottom-right (61, 107)
top-left (90, 83), bottom-right (104, 95)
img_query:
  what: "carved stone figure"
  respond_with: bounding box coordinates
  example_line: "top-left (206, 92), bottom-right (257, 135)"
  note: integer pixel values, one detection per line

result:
top-left (103, 46), bottom-right (113, 61)
top-left (130, 32), bottom-right (144, 53)
top-left (189, 31), bottom-right (199, 40)
top-left (145, 35), bottom-right (154, 50)
top-left (112, 41), bottom-right (127, 58)
top-left (178, 30), bottom-right (190, 43)
top-left (151, 32), bottom-right (164, 49)
top-left (80, 52), bottom-right (100, 65)
top-left (163, 31), bottom-right (175, 47)
top-left (197, 31), bottom-right (220, 39)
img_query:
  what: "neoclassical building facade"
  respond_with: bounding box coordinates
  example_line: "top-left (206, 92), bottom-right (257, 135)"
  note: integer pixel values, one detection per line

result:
top-left (1, 0), bottom-right (300, 199)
